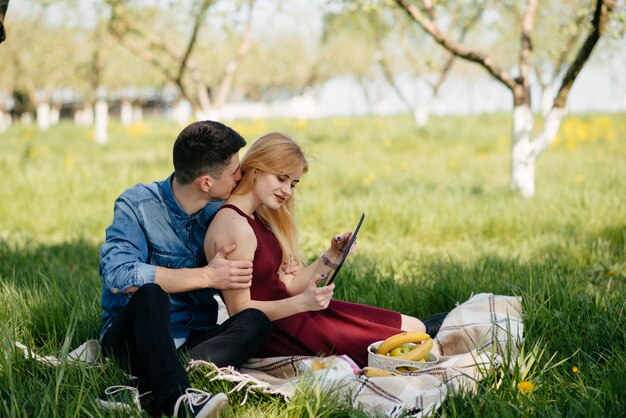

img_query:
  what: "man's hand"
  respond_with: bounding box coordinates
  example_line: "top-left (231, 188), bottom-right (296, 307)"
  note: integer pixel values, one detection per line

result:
top-left (206, 244), bottom-right (253, 290)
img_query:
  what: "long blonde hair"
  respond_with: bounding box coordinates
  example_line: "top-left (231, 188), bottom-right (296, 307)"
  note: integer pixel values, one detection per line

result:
top-left (232, 132), bottom-right (308, 264)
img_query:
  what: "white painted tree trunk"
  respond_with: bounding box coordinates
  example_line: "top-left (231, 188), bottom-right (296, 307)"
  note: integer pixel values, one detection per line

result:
top-left (0, 111), bottom-right (11, 132)
top-left (132, 105), bottom-right (143, 123)
top-left (94, 99), bottom-right (108, 145)
top-left (75, 102), bottom-right (94, 126)
top-left (50, 105), bottom-right (61, 126)
top-left (510, 105), bottom-right (535, 197)
top-left (510, 105), bottom-right (567, 197)
top-left (413, 104), bottom-right (430, 127)
top-left (541, 87), bottom-right (553, 117)
top-left (120, 99), bottom-right (133, 126)
top-left (36, 102), bottom-right (51, 131)
top-left (172, 100), bottom-right (192, 126)
top-left (195, 108), bottom-right (220, 122)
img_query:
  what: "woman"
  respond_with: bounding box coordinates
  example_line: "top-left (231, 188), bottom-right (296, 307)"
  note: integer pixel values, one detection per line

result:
top-left (204, 132), bottom-right (433, 367)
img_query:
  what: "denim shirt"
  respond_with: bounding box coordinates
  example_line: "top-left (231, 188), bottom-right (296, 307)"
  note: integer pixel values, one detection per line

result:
top-left (99, 174), bottom-right (222, 345)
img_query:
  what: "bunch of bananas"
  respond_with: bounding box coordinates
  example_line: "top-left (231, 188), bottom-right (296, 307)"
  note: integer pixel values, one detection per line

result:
top-left (376, 331), bottom-right (433, 361)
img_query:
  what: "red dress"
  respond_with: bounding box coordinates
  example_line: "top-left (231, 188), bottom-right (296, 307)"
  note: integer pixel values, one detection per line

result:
top-left (220, 204), bottom-right (403, 367)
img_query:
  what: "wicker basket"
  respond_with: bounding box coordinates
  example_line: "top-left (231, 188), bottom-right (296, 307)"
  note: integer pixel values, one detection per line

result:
top-left (367, 340), bottom-right (439, 373)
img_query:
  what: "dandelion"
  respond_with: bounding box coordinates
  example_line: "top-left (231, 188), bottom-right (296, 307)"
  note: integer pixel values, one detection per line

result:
top-left (383, 138), bottom-right (392, 148)
top-left (64, 154), bottom-right (76, 170)
top-left (572, 366), bottom-right (579, 374)
top-left (361, 172), bottom-right (376, 187)
top-left (517, 381), bottom-right (534, 394)
top-left (400, 162), bottom-right (409, 170)
top-left (129, 123), bottom-right (148, 137)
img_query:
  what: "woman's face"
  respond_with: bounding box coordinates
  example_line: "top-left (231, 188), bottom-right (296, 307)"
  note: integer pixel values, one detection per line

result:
top-left (255, 168), bottom-right (303, 210)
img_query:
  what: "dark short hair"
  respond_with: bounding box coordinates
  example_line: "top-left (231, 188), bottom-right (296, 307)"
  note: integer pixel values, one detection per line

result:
top-left (173, 120), bottom-right (246, 184)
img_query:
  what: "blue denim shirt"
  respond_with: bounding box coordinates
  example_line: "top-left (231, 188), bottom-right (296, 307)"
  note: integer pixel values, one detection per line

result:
top-left (99, 174), bottom-right (222, 345)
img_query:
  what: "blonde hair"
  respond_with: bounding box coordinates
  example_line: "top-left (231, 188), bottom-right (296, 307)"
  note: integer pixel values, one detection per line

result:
top-left (233, 132), bottom-right (308, 264)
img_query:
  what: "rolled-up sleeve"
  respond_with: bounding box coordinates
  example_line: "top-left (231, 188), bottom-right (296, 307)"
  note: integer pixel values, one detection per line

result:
top-left (99, 196), bottom-right (156, 293)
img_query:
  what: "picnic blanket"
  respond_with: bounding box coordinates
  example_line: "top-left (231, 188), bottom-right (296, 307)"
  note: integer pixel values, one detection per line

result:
top-left (189, 293), bottom-right (523, 417)
top-left (14, 293), bottom-right (522, 417)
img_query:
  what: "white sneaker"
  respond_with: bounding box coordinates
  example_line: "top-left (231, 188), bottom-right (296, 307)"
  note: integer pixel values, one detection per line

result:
top-left (173, 388), bottom-right (229, 418)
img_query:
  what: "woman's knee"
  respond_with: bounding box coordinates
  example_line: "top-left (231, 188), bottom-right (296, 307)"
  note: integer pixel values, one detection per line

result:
top-left (235, 308), bottom-right (272, 339)
top-left (401, 314), bottom-right (426, 333)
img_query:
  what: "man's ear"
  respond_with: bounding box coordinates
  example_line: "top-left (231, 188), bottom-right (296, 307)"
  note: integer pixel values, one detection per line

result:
top-left (198, 175), bottom-right (212, 193)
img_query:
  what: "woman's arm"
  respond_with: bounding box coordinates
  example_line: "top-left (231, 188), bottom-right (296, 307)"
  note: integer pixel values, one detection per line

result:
top-left (223, 274), bottom-right (333, 321)
top-left (280, 231), bottom-right (355, 296)
top-left (204, 209), bottom-right (334, 321)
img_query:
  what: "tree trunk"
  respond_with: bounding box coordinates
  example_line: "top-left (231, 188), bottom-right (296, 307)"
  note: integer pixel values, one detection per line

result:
top-left (132, 105), bottom-right (143, 123)
top-left (50, 104), bottom-right (61, 126)
top-left (94, 99), bottom-right (108, 144)
top-left (510, 105), bottom-right (536, 197)
top-left (0, 110), bottom-right (10, 132)
top-left (413, 104), bottom-right (429, 127)
top-left (120, 99), bottom-right (133, 126)
top-left (511, 104), bottom-right (567, 197)
top-left (36, 102), bottom-right (50, 131)
top-left (172, 99), bottom-right (192, 126)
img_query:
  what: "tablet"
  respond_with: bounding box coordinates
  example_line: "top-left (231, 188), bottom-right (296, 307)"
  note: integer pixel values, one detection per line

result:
top-left (325, 213), bottom-right (365, 285)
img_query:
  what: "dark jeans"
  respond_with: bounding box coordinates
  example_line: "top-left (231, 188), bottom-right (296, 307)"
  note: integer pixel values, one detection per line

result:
top-left (101, 283), bottom-right (271, 409)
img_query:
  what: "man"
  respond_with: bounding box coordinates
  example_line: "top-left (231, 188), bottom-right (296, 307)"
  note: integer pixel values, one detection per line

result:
top-left (99, 120), bottom-right (271, 418)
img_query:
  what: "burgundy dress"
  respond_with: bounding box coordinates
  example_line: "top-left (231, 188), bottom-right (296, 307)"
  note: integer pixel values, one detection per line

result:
top-left (220, 204), bottom-right (403, 367)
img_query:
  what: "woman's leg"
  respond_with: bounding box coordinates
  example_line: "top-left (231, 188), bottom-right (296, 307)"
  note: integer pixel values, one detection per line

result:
top-left (400, 314), bottom-right (426, 332)
top-left (184, 308), bottom-right (271, 367)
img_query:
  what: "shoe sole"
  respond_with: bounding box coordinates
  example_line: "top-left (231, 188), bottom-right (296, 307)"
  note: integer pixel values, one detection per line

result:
top-left (197, 392), bottom-right (229, 418)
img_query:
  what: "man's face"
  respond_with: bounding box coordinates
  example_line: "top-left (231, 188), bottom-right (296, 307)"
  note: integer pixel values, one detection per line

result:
top-left (207, 153), bottom-right (242, 200)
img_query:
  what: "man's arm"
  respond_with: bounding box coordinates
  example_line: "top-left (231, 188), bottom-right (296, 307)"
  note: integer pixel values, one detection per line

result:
top-left (100, 197), bottom-right (252, 294)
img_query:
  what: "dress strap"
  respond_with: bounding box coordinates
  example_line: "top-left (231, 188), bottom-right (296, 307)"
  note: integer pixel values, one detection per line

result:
top-left (219, 203), bottom-right (253, 220)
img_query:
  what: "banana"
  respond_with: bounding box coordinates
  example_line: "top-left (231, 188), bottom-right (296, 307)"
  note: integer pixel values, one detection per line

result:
top-left (376, 331), bottom-right (431, 355)
top-left (389, 338), bottom-right (433, 361)
top-left (362, 367), bottom-right (397, 377)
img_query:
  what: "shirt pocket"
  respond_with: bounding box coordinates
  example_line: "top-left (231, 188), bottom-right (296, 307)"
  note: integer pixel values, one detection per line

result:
top-left (150, 250), bottom-right (194, 269)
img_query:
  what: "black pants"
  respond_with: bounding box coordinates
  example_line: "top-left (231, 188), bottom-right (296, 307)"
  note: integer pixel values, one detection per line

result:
top-left (101, 283), bottom-right (271, 409)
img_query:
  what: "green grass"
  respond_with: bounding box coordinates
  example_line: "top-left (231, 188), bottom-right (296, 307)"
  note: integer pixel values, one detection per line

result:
top-left (1, 113), bottom-right (625, 417)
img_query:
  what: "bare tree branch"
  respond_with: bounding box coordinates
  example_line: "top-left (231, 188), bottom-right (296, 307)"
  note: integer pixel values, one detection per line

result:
top-left (176, 0), bottom-right (214, 87)
top-left (553, 0), bottom-right (615, 108)
top-left (0, 0), bottom-right (8, 43)
top-left (394, 0), bottom-right (517, 92)
top-left (212, 0), bottom-right (255, 109)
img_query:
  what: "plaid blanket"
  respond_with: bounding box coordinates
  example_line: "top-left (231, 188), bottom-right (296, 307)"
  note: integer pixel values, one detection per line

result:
top-left (15, 293), bottom-right (522, 417)
top-left (190, 293), bottom-right (523, 417)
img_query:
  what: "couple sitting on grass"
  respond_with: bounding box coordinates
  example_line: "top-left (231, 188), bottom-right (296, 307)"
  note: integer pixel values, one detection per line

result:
top-left (99, 120), bottom-right (447, 418)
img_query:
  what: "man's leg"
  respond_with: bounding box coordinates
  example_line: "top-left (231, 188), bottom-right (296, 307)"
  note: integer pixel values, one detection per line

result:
top-left (183, 308), bottom-right (271, 367)
top-left (101, 283), bottom-right (190, 414)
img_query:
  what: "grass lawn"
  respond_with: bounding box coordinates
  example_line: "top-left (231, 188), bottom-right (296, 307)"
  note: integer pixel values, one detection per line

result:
top-left (0, 113), bottom-right (625, 417)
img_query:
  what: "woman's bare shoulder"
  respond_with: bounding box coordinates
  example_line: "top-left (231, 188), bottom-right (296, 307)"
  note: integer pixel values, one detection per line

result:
top-left (209, 207), bottom-right (255, 239)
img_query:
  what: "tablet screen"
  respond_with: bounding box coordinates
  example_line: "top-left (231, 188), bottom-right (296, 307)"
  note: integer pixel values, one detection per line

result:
top-left (325, 213), bottom-right (365, 285)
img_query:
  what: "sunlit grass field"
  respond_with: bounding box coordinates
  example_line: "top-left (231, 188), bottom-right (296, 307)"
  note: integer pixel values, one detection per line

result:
top-left (1, 113), bottom-right (625, 417)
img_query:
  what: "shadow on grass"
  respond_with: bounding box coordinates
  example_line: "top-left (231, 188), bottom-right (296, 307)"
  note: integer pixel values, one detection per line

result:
top-left (0, 239), bottom-right (102, 348)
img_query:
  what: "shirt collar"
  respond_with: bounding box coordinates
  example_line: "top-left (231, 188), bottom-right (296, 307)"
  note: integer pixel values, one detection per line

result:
top-left (159, 173), bottom-right (222, 233)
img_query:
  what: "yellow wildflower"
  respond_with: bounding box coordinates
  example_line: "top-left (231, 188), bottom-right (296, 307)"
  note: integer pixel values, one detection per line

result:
top-left (383, 138), bottom-right (392, 148)
top-left (517, 381), bottom-right (534, 393)
top-left (572, 366), bottom-right (579, 374)
top-left (361, 172), bottom-right (376, 187)
top-left (64, 154), bottom-right (76, 170)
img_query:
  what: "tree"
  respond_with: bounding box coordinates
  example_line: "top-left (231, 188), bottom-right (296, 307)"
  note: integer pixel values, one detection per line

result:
top-left (392, 0), bottom-right (617, 197)
top-left (0, 0), bottom-right (9, 44)
top-left (375, 5), bottom-right (486, 125)
top-left (2, 3), bottom-right (79, 130)
top-left (107, 0), bottom-right (256, 121)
